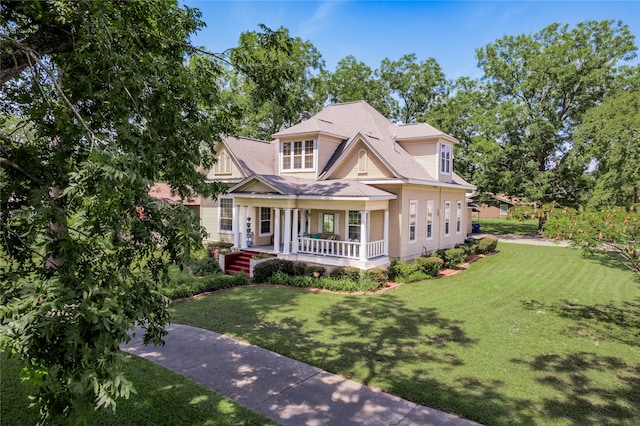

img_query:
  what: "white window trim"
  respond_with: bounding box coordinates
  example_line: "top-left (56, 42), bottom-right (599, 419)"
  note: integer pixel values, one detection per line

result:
top-left (444, 200), bottom-right (451, 237)
top-left (218, 197), bottom-right (234, 234)
top-left (439, 143), bottom-right (452, 176)
top-left (259, 207), bottom-right (272, 236)
top-left (426, 200), bottom-right (434, 241)
top-left (456, 201), bottom-right (462, 235)
top-left (318, 212), bottom-right (339, 235)
top-left (358, 149), bottom-right (367, 174)
top-left (280, 139), bottom-right (316, 172)
top-left (409, 199), bottom-right (418, 244)
top-left (347, 210), bottom-right (362, 241)
top-left (500, 204), bottom-right (509, 215)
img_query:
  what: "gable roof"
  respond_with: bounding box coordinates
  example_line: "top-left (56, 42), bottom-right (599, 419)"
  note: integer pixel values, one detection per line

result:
top-left (274, 101), bottom-right (457, 182)
top-left (221, 136), bottom-right (277, 175)
top-left (149, 183), bottom-right (201, 206)
top-left (230, 174), bottom-right (396, 200)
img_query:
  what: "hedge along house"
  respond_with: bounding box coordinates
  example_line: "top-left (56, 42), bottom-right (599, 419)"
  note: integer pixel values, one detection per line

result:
top-left (201, 101), bottom-right (476, 271)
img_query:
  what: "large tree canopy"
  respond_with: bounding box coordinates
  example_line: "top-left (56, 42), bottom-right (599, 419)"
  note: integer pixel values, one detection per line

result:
top-left (574, 87), bottom-right (640, 209)
top-left (222, 25), bottom-right (325, 139)
top-left (378, 53), bottom-right (447, 124)
top-left (1, 0), bottom-right (227, 420)
top-left (475, 20), bottom-right (637, 207)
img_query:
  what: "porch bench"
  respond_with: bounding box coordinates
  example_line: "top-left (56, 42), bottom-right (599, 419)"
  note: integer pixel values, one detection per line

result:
top-left (311, 232), bottom-right (340, 240)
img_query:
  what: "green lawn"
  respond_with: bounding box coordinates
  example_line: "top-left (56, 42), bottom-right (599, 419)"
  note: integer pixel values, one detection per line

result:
top-left (1, 352), bottom-right (276, 426)
top-left (479, 217), bottom-right (539, 235)
top-left (171, 243), bottom-right (640, 426)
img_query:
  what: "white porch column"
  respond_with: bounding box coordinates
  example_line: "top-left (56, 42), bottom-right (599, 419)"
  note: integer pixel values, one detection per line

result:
top-left (292, 209), bottom-right (299, 254)
top-left (273, 208), bottom-right (281, 254)
top-left (232, 204), bottom-right (240, 248)
top-left (240, 206), bottom-right (248, 249)
top-left (383, 209), bottom-right (389, 255)
top-left (359, 210), bottom-right (368, 261)
top-left (283, 208), bottom-right (292, 255)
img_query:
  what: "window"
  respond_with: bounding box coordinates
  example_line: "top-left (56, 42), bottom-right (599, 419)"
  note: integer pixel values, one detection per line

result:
top-left (358, 149), bottom-right (367, 173)
top-left (444, 201), bottom-right (451, 236)
top-left (322, 213), bottom-right (335, 233)
top-left (456, 201), bottom-right (462, 234)
top-left (282, 140), bottom-right (314, 171)
top-left (219, 198), bottom-right (233, 232)
top-left (348, 211), bottom-right (361, 240)
top-left (409, 200), bottom-right (417, 243)
top-left (440, 144), bottom-right (451, 175)
top-left (500, 204), bottom-right (509, 216)
top-left (214, 151), bottom-right (232, 174)
top-left (259, 207), bottom-right (271, 235)
top-left (426, 200), bottom-right (434, 240)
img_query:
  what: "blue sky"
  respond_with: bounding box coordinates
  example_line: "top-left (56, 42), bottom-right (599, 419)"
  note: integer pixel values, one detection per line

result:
top-left (184, 1), bottom-right (640, 79)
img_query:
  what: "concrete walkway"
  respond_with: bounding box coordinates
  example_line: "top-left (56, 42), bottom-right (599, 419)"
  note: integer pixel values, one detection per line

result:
top-left (121, 324), bottom-right (480, 426)
top-left (476, 233), bottom-right (571, 247)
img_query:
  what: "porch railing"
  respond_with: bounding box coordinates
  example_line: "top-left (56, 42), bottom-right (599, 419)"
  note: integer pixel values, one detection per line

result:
top-left (297, 237), bottom-right (385, 259)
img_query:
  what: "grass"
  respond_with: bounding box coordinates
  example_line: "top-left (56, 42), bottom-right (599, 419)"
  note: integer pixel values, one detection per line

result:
top-left (1, 352), bottom-right (276, 426)
top-left (479, 217), bottom-right (539, 235)
top-left (171, 243), bottom-right (640, 426)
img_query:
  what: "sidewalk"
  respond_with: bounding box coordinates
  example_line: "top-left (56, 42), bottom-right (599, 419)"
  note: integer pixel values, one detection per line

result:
top-left (121, 324), bottom-right (480, 426)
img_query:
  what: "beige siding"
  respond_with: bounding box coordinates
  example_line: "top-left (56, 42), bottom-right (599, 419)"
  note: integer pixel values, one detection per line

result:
top-left (371, 183), bottom-right (467, 261)
top-left (369, 210), bottom-right (384, 242)
top-left (201, 206), bottom-right (219, 242)
top-left (399, 141), bottom-right (438, 179)
top-left (316, 135), bottom-right (343, 176)
top-left (240, 180), bottom-right (278, 193)
top-left (205, 145), bottom-right (245, 180)
top-left (331, 144), bottom-right (394, 179)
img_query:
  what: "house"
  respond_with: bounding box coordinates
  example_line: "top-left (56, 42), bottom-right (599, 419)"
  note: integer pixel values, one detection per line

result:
top-left (474, 193), bottom-right (526, 219)
top-left (149, 183), bottom-right (201, 218)
top-left (200, 101), bottom-right (475, 271)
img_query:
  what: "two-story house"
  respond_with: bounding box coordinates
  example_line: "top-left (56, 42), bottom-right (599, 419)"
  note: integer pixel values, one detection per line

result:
top-left (200, 101), bottom-right (475, 271)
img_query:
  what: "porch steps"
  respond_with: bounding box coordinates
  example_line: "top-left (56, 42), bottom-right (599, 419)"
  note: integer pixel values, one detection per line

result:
top-left (225, 251), bottom-right (275, 275)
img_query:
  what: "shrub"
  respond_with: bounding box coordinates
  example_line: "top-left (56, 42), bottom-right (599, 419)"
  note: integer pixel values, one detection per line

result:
top-left (268, 271), bottom-right (315, 288)
top-left (389, 259), bottom-right (431, 283)
top-left (291, 262), bottom-right (325, 277)
top-left (388, 259), bottom-right (412, 281)
top-left (442, 248), bottom-right (466, 269)
top-left (414, 256), bottom-right (444, 277)
top-left (252, 259), bottom-right (295, 283)
top-left (316, 276), bottom-right (380, 292)
top-left (477, 237), bottom-right (498, 254)
top-left (187, 256), bottom-right (220, 276)
top-left (367, 267), bottom-right (389, 285)
top-left (329, 266), bottom-right (361, 281)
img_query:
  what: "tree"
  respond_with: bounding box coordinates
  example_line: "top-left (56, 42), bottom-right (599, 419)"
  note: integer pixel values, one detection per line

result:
top-left (427, 77), bottom-right (502, 188)
top-left (475, 20), bottom-right (637, 213)
top-left (542, 205), bottom-right (640, 279)
top-left (1, 1), bottom-right (227, 421)
top-left (223, 25), bottom-right (325, 139)
top-left (378, 53), bottom-right (447, 123)
top-left (321, 55), bottom-right (395, 117)
top-left (573, 88), bottom-right (640, 209)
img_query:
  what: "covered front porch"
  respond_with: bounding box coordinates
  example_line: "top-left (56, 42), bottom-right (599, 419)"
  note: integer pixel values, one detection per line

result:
top-left (226, 174), bottom-right (396, 270)
top-left (231, 206), bottom-right (391, 270)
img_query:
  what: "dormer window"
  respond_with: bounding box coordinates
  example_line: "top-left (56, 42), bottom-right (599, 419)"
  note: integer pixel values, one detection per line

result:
top-left (281, 140), bottom-right (315, 171)
top-left (440, 144), bottom-right (452, 175)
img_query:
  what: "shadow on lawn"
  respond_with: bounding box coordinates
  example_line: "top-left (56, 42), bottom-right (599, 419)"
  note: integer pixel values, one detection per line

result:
top-left (511, 352), bottom-right (640, 425)
top-left (522, 299), bottom-right (640, 346)
top-left (579, 250), bottom-right (638, 276)
top-left (195, 289), bottom-right (540, 425)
